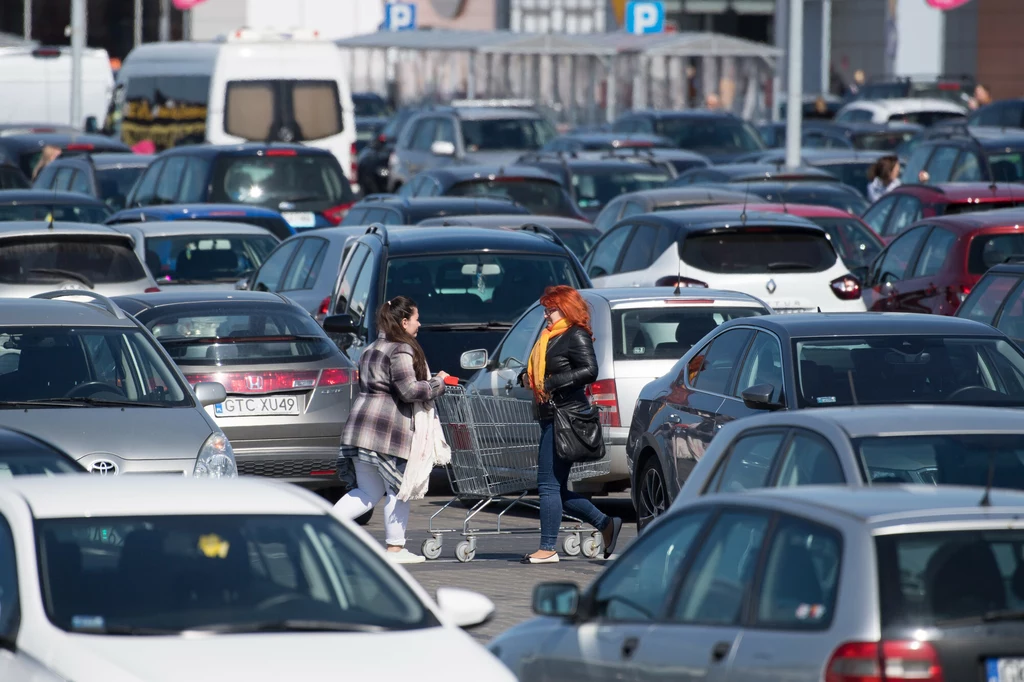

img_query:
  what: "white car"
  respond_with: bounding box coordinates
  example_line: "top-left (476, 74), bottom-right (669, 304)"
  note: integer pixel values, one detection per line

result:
top-left (834, 97), bottom-right (967, 126)
top-left (0, 475), bottom-right (513, 682)
top-left (582, 208), bottom-right (867, 313)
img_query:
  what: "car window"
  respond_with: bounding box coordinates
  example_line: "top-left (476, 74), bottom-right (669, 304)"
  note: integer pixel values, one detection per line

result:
top-left (968, 233), bottom-right (1024, 274)
top-left (670, 511), bottom-right (769, 624)
top-left (587, 224), bottom-right (632, 278)
top-left (733, 331), bottom-right (784, 401)
top-left (925, 146), bottom-right (960, 183)
top-left (410, 119), bottom-right (439, 151)
top-left (613, 306), bottom-right (765, 360)
top-left (0, 516), bottom-right (17, 639)
top-left (958, 274), bottom-right (1021, 325)
top-left (496, 305), bottom-right (546, 370)
top-left (876, 226), bottom-right (928, 283)
top-left (54, 167), bottom-right (75, 191)
top-left (951, 151), bottom-right (983, 182)
top-left (972, 102), bottom-right (1013, 127)
top-left (593, 199), bottom-right (623, 232)
top-left (32, 163), bottom-right (58, 189)
top-left (811, 217), bottom-right (883, 270)
top-left (340, 207), bottom-right (368, 226)
top-left (154, 156), bottom-right (186, 205)
top-left (178, 157), bottom-right (210, 202)
top-left (146, 233), bottom-right (278, 283)
top-left (912, 227), bottom-right (956, 278)
top-left (862, 194), bottom-right (899, 234)
top-left (252, 239), bottom-right (299, 292)
top-left (620, 200), bottom-right (646, 218)
top-left (706, 430), bottom-right (787, 494)
top-left (281, 238), bottom-right (325, 291)
top-left (775, 431), bottom-right (845, 487)
top-left (348, 254), bottom-right (375, 329)
top-left (592, 510), bottom-right (709, 622)
top-left (755, 516), bottom-right (841, 630)
top-left (884, 196), bottom-right (922, 238)
top-left (434, 118), bottom-right (455, 145)
top-left (995, 281), bottom-right (1024, 344)
top-left (836, 108), bottom-right (874, 123)
top-left (691, 328), bottom-right (755, 394)
top-left (901, 145), bottom-right (933, 187)
top-left (682, 229), bottom-right (837, 274)
top-left (130, 160), bottom-right (162, 206)
top-left (210, 154), bottom-right (350, 207)
top-left (69, 169), bottom-right (91, 195)
top-left (336, 244), bottom-right (370, 312)
top-left (460, 117), bottom-right (555, 152)
top-left (618, 224), bottom-right (659, 273)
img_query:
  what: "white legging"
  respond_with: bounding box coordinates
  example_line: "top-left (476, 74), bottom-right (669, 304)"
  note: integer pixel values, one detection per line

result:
top-left (334, 459), bottom-right (410, 547)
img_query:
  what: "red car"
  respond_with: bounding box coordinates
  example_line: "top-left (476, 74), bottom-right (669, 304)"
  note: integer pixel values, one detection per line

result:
top-left (862, 208), bottom-right (1024, 315)
top-left (862, 182), bottom-right (1024, 242)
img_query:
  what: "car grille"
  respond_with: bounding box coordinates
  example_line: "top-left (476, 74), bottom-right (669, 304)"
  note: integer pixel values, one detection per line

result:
top-left (237, 458), bottom-right (337, 479)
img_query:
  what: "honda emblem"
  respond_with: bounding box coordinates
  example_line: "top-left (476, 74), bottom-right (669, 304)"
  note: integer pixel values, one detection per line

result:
top-left (245, 375), bottom-right (264, 391)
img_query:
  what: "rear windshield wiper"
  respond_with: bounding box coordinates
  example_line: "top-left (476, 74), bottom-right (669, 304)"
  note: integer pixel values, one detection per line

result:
top-left (766, 262), bottom-right (816, 271)
top-left (419, 322), bottom-right (512, 331)
top-left (28, 268), bottom-right (95, 288)
top-left (188, 620), bottom-right (388, 634)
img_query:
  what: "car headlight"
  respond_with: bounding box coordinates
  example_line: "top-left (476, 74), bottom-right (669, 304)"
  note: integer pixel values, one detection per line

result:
top-left (193, 432), bottom-right (237, 478)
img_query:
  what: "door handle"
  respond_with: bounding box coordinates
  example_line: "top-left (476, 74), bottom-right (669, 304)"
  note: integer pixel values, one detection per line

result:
top-left (621, 636), bottom-right (640, 660)
top-left (710, 640), bottom-right (732, 663)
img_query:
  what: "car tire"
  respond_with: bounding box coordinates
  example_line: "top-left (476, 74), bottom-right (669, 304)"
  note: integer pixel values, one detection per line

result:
top-left (636, 456), bottom-right (668, 533)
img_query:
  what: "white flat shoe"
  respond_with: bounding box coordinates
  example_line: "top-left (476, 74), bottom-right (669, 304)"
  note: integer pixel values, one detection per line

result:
top-left (520, 553), bottom-right (559, 564)
top-left (387, 548), bottom-right (426, 564)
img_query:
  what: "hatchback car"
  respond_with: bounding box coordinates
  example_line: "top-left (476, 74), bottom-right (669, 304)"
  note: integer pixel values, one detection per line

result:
top-left (0, 132), bottom-right (131, 181)
top-left (0, 189), bottom-right (111, 224)
top-left (956, 258), bottom-right (1024, 344)
top-left (0, 475), bottom-right (509, 682)
top-left (125, 144), bottom-right (356, 230)
top-left (611, 110), bottom-right (765, 163)
top-left (861, 182), bottom-right (1024, 241)
top-left (105, 203), bottom-right (295, 240)
top-left (902, 127), bottom-right (1024, 185)
top-left (114, 291), bottom-right (358, 489)
top-left (834, 97), bottom-right (967, 126)
top-left (416, 214), bottom-right (600, 259)
top-left (32, 152), bottom-right (153, 211)
top-left (341, 196), bottom-right (529, 227)
top-left (491, 485), bottom-right (1024, 682)
top-left (593, 186), bottom-right (751, 232)
top-left (715, 180), bottom-right (872, 215)
top-left (584, 208), bottom-right (867, 313)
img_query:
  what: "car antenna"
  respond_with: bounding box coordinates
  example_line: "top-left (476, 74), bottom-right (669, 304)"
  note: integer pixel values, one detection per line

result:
top-left (672, 256), bottom-right (682, 295)
top-left (980, 451), bottom-right (996, 507)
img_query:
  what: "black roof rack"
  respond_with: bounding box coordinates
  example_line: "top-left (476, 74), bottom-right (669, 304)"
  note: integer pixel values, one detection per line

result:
top-left (30, 290), bottom-right (127, 319)
top-left (364, 223), bottom-right (389, 246)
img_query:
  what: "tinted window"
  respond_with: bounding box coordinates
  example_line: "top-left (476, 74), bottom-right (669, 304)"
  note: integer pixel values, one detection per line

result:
top-left (96, 167), bottom-right (147, 210)
top-left (943, 200), bottom-right (1021, 216)
top-left (459, 117), bottom-right (556, 152)
top-left (281, 238), bottom-right (326, 291)
top-left (654, 118), bottom-right (764, 154)
top-left (681, 230), bottom-right (837, 274)
top-left (120, 75), bottom-right (210, 150)
top-left (958, 274), bottom-right (1020, 325)
top-left (708, 430), bottom-right (786, 493)
top-left (692, 328), bottom-right (754, 394)
top-left (988, 152), bottom-right (1024, 183)
top-left (54, 167), bottom-right (74, 190)
top-left (902, 145), bottom-right (933, 186)
top-left (890, 111), bottom-right (963, 127)
top-left (0, 202), bottom-right (109, 224)
top-left (0, 517), bottom-right (17, 639)
top-left (586, 224), bottom-right (631, 278)
top-left (613, 306), bottom-right (766, 360)
top-left (876, 227), bottom-right (927, 283)
top-left (951, 151), bottom-right (983, 182)
top-left (154, 156), bottom-right (186, 205)
top-left (177, 157), bottom-right (210, 203)
top-left (857, 433), bottom-right (1024, 487)
top-left (912, 228), bottom-right (956, 278)
top-left (68, 169), bottom-right (91, 195)
top-left (556, 229), bottom-right (599, 259)
top-left (336, 245), bottom-right (370, 312)
top-left (209, 154), bottom-right (351, 207)
top-left (775, 432), bottom-right (844, 486)
top-left (733, 331), bottom-right (784, 400)
top-left (573, 169), bottom-right (669, 210)
top-left (620, 200), bottom-right (646, 218)
top-left (0, 238), bottom-right (144, 284)
top-left (756, 517), bottom-right (841, 629)
top-left (817, 161), bottom-right (873, 192)
top-left (994, 282), bottom-right (1024, 343)
top-left (447, 179), bottom-right (572, 217)
top-left (924, 146), bottom-right (960, 183)
top-left (619, 224), bottom-right (659, 273)
top-left (496, 306), bottom-right (546, 370)
top-left (881, 196), bottom-right (921, 237)
top-left (836, 109), bottom-right (874, 123)
top-left (130, 160), bottom-right (162, 206)
top-left (775, 186), bottom-right (870, 215)
top-left (810, 217), bottom-right (883, 269)
top-left (409, 119), bottom-right (438, 151)
top-left (592, 200), bottom-right (624, 232)
top-left (145, 234), bottom-right (278, 283)
top-left (252, 240), bottom-right (299, 292)
top-left (862, 195), bottom-right (899, 234)
top-left (969, 233), bottom-right (1024, 274)
top-left (851, 130), bottom-right (918, 152)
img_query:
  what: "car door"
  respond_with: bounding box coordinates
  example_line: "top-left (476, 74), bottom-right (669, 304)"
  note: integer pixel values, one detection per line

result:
top-left (719, 330), bottom-right (785, 425)
top-left (584, 223), bottom-right (634, 286)
top-left (467, 304), bottom-right (546, 398)
top-left (897, 225), bottom-right (957, 314)
top-left (863, 225), bottom-right (929, 311)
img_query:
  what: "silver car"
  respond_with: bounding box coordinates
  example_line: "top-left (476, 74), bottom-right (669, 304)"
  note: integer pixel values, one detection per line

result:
top-left (491, 485), bottom-right (1024, 681)
top-left (0, 221), bottom-right (157, 296)
top-left (0, 291), bottom-right (233, 476)
top-left (461, 288), bottom-right (772, 490)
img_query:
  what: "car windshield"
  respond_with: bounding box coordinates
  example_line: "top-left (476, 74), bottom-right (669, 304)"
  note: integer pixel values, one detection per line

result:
top-left (987, 151), bottom-right (1024, 183)
top-left (968, 233), bottom-right (1024, 275)
top-left (0, 237), bottom-right (145, 285)
top-left (654, 118), bottom-right (764, 154)
top-left (96, 167), bottom-right (146, 211)
top-left (612, 306), bottom-right (767, 360)
top-left (876, 529), bottom-right (1024, 627)
top-left (353, 96), bottom-right (390, 118)
top-left (38, 514), bottom-right (436, 634)
top-left (855, 433), bottom-right (1024, 487)
top-left (459, 117), bottom-right (556, 152)
top-left (145, 234), bottom-right (278, 283)
top-left (572, 169), bottom-right (670, 210)
top-left (448, 178), bottom-right (574, 216)
top-left (681, 229), bottom-right (837, 274)
top-left (850, 131), bottom-right (918, 152)
top-left (0, 202), bottom-right (109, 224)
top-left (795, 335), bottom-right (1024, 408)
top-left (0, 327), bottom-right (189, 405)
top-left (209, 154), bottom-right (351, 207)
top-left (809, 217), bottom-right (882, 269)
top-left (145, 304), bottom-right (337, 366)
top-left (384, 253), bottom-right (580, 325)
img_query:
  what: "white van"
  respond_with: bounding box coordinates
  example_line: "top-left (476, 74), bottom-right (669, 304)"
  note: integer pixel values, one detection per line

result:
top-left (0, 45), bottom-right (114, 129)
top-left (105, 28), bottom-right (357, 187)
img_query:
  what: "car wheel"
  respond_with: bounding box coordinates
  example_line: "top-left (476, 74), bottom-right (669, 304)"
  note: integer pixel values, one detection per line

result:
top-left (637, 457), bottom-right (668, 532)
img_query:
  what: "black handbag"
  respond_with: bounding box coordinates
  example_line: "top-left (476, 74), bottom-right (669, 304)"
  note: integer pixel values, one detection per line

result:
top-left (552, 401), bottom-right (605, 463)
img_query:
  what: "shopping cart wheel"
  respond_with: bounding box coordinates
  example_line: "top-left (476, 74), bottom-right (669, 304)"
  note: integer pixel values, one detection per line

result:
top-left (421, 537), bottom-right (443, 561)
top-left (582, 532), bottom-right (602, 559)
top-left (455, 540), bottom-right (476, 563)
top-left (562, 533), bottom-right (581, 556)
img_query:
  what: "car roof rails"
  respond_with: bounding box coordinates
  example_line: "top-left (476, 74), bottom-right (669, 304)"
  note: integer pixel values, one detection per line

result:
top-left (451, 98), bottom-right (536, 109)
top-left (357, 194), bottom-right (396, 204)
top-left (30, 290), bottom-right (127, 319)
top-left (364, 223), bottom-right (389, 246)
top-left (515, 223), bottom-right (566, 248)
top-left (518, 150), bottom-right (578, 162)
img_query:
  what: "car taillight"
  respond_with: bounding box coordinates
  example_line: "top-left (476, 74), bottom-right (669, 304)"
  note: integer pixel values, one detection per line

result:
top-left (144, 286), bottom-right (161, 293)
top-left (826, 641), bottom-right (944, 682)
top-left (65, 143), bottom-right (95, 151)
top-left (318, 368), bottom-right (357, 386)
top-left (586, 379), bottom-right (620, 427)
top-left (350, 142), bottom-right (358, 182)
top-left (317, 296), bottom-right (331, 318)
top-left (830, 275), bottom-right (862, 301)
top-left (323, 202), bottom-right (353, 225)
top-left (184, 371), bottom-right (319, 394)
top-left (655, 276), bottom-right (708, 288)
top-left (958, 284), bottom-right (971, 303)
top-left (264, 149), bottom-right (297, 156)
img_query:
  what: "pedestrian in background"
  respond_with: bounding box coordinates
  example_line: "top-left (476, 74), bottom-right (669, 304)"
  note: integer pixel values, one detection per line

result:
top-left (867, 154), bottom-right (901, 203)
top-left (334, 296), bottom-right (449, 564)
top-left (970, 83), bottom-right (992, 110)
top-left (31, 145), bottom-right (61, 181)
top-left (518, 285), bottom-right (622, 564)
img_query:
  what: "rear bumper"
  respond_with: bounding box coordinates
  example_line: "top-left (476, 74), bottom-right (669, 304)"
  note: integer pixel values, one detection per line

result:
top-left (233, 444), bottom-right (342, 488)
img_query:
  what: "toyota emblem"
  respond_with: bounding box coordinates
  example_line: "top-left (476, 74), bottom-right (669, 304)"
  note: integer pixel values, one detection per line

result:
top-left (89, 459), bottom-right (118, 475)
top-left (766, 279), bottom-right (777, 294)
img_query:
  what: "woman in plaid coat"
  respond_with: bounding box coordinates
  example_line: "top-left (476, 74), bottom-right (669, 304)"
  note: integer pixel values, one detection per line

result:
top-left (335, 296), bottom-right (449, 564)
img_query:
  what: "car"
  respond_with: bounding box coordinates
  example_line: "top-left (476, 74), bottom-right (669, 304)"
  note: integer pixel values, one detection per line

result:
top-left (398, 164), bottom-right (589, 220)
top-left (756, 121), bottom-right (923, 153)
top-left (626, 312), bottom-right (1024, 527)
top-left (0, 219), bottom-right (157, 296)
top-left (968, 98), bottom-right (1024, 129)
top-left (598, 146), bottom-right (712, 177)
top-left (712, 180), bottom-right (871, 215)
top-left (734, 149), bottom-right (888, 197)
top-left (355, 107), bottom-right (420, 195)
top-left (417, 215), bottom-right (600, 260)
top-left (32, 152), bottom-right (153, 212)
top-left (0, 162), bottom-right (29, 189)
top-left (671, 163), bottom-right (841, 188)
top-left (902, 126), bottom-right (1024, 185)
top-left (584, 208), bottom-right (867, 313)
top-left (861, 208), bottom-right (1024, 315)
top-left (491, 485), bottom-right (1024, 682)
top-left (342, 195), bottom-right (530, 227)
top-left (322, 225), bottom-right (590, 379)
top-left (0, 427), bottom-right (85, 475)
top-left (387, 104), bottom-right (557, 191)
top-left (541, 132), bottom-right (676, 153)
top-left (515, 154), bottom-right (673, 221)
top-left (125, 144), bottom-right (357, 231)
top-left (862, 182), bottom-right (1024, 241)
top-left (0, 189), bottom-right (111, 224)
top-left (0, 132), bottom-right (131, 181)
top-left (0, 475), bottom-right (510, 682)
top-left (105, 203), bottom-right (296, 240)
top-left (0, 290), bottom-right (235, 476)
top-left (460, 288), bottom-right (772, 490)
top-left (592, 186), bottom-right (752, 233)
top-left (778, 92), bottom-right (846, 120)
top-left (852, 73), bottom-right (975, 104)
top-left (611, 109), bottom-right (765, 163)
top-left (352, 93), bottom-right (393, 158)
top-left (834, 97), bottom-right (967, 126)
top-left (956, 258), bottom-right (1024, 344)
top-left (113, 291), bottom-right (358, 490)
top-left (111, 221), bottom-right (280, 289)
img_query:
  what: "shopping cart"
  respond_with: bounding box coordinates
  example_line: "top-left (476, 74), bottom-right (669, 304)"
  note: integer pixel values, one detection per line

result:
top-left (423, 382), bottom-right (610, 563)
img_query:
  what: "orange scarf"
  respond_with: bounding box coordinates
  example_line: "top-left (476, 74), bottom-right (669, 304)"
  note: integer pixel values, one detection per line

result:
top-left (527, 318), bottom-right (570, 402)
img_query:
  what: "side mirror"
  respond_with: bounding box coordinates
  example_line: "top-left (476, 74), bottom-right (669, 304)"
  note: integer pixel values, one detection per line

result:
top-left (194, 381), bottom-right (227, 407)
top-left (435, 587), bottom-right (495, 629)
top-left (460, 349), bottom-right (488, 371)
top-left (532, 582), bottom-right (580, 618)
top-left (431, 140), bottom-right (456, 157)
top-left (84, 116), bottom-right (98, 133)
top-left (741, 384), bottom-right (783, 411)
top-left (323, 313), bottom-right (358, 335)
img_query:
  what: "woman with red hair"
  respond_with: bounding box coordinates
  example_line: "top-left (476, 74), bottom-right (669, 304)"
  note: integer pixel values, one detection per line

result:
top-left (518, 285), bottom-right (622, 564)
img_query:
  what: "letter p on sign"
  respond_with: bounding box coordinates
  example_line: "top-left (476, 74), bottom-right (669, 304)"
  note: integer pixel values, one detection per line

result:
top-left (384, 2), bottom-right (417, 31)
top-left (625, 1), bottom-right (665, 34)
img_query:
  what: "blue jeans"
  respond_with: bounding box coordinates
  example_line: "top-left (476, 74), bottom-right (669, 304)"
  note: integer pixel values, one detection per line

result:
top-left (538, 419), bottom-right (609, 551)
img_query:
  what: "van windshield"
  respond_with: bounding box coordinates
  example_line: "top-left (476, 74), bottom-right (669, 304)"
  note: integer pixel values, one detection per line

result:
top-left (224, 80), bottom-right (342, 142)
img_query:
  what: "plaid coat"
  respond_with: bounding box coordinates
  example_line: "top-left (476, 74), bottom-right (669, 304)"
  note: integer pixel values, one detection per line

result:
top-left (340, 334), bottom-right (445, 460)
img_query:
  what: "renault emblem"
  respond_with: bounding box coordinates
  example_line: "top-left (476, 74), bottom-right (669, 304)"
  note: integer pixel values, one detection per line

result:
top-left (766, 279), bottom-right (777, 294)
top-left (89, 459), bottom-right (118, 475)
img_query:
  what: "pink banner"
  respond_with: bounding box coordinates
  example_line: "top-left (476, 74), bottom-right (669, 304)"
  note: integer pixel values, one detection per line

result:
top-left (925, 0), bottom-right (973, 10)
top-left (172, 0), bottom-right (207, 10)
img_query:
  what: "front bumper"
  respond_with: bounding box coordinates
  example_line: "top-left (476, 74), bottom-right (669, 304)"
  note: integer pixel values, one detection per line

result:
top-left (77, 452), bottom-right (196, 476)
top-left (233, 445), bottom-right (342, 488)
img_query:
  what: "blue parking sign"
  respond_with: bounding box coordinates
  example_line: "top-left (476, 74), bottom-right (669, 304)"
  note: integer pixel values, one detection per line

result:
top-left (384, 3), bottom-right (417, 31)
top-left (625, 1), bottom-right (665, 35)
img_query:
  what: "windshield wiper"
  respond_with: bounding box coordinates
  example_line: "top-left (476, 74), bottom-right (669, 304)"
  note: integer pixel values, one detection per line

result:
top-left (419, 322), bottom-right (512, 331)
top-left (28, 268), bottom-right (94, 288)
top-left (0, 399), bottom-right (89, 408)
top-left (57, 396), bottom-right (175, 408)
top-left (766, 262), bottom-right (816, 271)
top-left (188, 620), bottom-right (387, 634)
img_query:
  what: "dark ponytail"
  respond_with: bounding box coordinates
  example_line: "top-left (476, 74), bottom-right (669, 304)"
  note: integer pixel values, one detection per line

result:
top-left (868, 155), bottom-right (899, 184)
top-left (376, 296), bottom-right (428, 380)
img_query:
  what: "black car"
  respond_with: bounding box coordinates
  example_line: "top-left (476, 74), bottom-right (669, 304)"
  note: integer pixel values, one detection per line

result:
top-left (904, 126), bottom-right (1024, 184)
top-left (0, 427), bottom-right (84, 475)
top-left (541, 132), bottom-right (675, 153)
top-left (627, 312), bottom-right (1024, 527)
top-left (968, 98), bottom-right (1024, 130)
top-left (0, 133), bottom-right (131, 181)
top-left (322, 225), bottom-right (590, 379)
top-left (598, 146), bottom-right (711, 177)
top-left (956, 258), bottom-right (1024, 344)
top-left (611, 110), bottom-right (765, 163)
top-left (341, 196), bottom-right (529, 227)
top-left (698, 180), bottom-right (871, 215)
top-left (355, 107), bottom-right (420, 195)
top-left (0, 163), bottom-right (29, 190)
top-left (756, 121), bottom-right (923, 154)
top-left (593, 186), bottom-right (752, 232)
top-left (735, 149), bottom-right (888, 198)
top-left (398, 164), bottom-right (590, 221)
top-left (125, 144), bottom-right (356, 230)
top-left (0, 190), bottom-right (111, 223)
top-left (416, 214), bottom-right (600, 259)
top-left (671, 163), bottom-right (841, 187)
top-left (33, 153), bottom-right (153, 211)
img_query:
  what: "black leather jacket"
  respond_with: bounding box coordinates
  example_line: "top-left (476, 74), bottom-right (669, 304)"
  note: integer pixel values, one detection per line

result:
top-left (520, 326), bottom-right (598, 421)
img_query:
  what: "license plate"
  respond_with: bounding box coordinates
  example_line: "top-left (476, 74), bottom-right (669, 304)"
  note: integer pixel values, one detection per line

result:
top-left (988, 658), bottom-right (1024, 682)
top-left (281, 211), bottom-right (316, 228)
top-left (214, 395), bottom-right (303, 417)
top-left (767, 299), bottom-right (805, 310)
